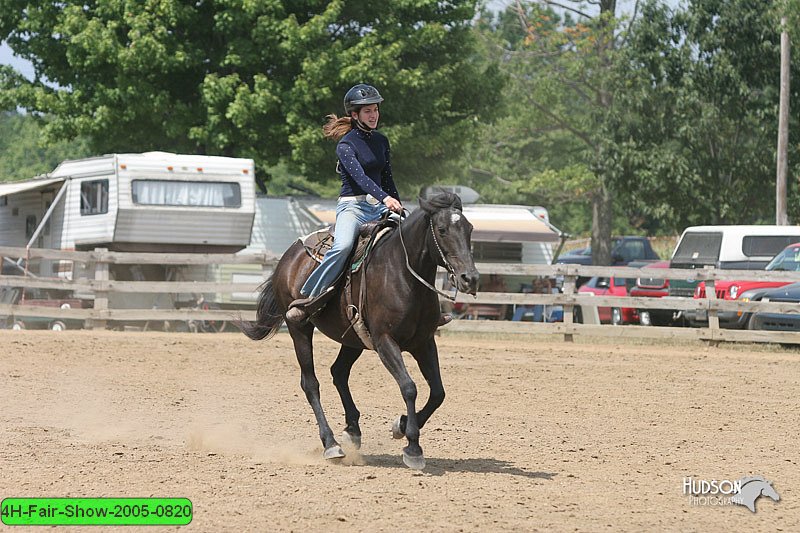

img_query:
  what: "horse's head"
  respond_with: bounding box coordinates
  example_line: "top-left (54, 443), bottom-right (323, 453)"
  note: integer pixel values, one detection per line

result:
top-left (419, 193), bottom-right (480, 295)
top-left (760, 482), bottom-right (780, 502)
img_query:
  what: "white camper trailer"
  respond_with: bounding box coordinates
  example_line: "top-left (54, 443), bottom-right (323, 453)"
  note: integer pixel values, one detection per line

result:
top-left (0, 152), bottom-right (256, 324)
top-left (1, 152), bottom-right (255, 269)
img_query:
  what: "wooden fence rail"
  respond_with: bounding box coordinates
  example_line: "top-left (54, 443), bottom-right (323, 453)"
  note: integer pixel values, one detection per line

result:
top-left (2, 245), bottom-right (800, 343)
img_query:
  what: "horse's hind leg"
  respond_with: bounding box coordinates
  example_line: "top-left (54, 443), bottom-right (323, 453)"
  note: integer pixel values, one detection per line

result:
top-left (374, 335), bottom-right (425, 470)
top-left (331, 345), bottom-right (364, 449)
top-left (394, 338), bottom-right (445, 438)
top-left (287, 322), bottom-right (345, 460)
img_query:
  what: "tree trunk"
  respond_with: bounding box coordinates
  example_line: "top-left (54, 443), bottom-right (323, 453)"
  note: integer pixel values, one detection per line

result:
top-left (591, 182), bottom-right (613, 266)
top-left (589, 0), bottom-right (617, 267)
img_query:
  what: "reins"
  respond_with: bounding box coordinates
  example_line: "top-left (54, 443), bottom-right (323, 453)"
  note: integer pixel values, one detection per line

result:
top-left (397, 211), bottom-right (459, 302)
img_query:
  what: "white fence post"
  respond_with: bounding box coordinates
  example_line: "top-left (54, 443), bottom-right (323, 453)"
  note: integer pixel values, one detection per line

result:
top-left (562, 271), bottom-right (577, 342)
top-left (92, 248), bottom-right (109, 331)
top-left (704, 265), bottom-right (720, 344)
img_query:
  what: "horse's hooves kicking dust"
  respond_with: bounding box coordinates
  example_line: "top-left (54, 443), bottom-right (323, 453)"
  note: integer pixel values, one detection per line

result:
top-left (341, 431), bottom-right (361, 450)
top-left (323, 445), bottom-right (346, 460)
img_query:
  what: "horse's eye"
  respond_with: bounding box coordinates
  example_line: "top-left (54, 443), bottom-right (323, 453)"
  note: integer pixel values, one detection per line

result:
top-left (438, 226), bottom-right (448, 235)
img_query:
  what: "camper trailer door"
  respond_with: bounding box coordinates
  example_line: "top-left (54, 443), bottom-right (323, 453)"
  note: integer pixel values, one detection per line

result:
top-left (39, 191), bottom-right (54, 249)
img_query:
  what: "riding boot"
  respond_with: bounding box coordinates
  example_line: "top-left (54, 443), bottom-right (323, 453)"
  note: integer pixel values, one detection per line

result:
top-left (437, 313), bottom-right (453, 327)
top-left (285, 287), bottom-right (336, 325)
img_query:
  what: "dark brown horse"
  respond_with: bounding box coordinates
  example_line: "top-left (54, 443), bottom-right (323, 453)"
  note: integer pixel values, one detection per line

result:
top-left (239, 192), bottom-right (479, 469)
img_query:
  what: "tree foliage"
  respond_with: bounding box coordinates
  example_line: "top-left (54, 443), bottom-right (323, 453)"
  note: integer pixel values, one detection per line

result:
top-left (614, 0), bottom-right (800, 230)
top-left (0, 0), bottom-right (500, 196)
top-left (469, 0), bottom-right (800, 242)
top-left (468, 1), bottom-right (629, 262)
top-left (4, 0), bottom-right (799, 238)
top-left (0, 111), bottom-right (90, 182)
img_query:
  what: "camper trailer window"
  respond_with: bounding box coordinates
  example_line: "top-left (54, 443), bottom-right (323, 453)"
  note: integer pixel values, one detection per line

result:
top-left (131, 180), bottom-right (241, 208)
top-left (80, 179), bottom-right (109, 215)
top-left (472, 241), bottom-right (523, 262)
top-left (25, 215), bottom-right (37, 239)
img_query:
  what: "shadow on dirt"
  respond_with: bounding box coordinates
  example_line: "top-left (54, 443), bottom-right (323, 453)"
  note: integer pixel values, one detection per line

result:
top-left (361, 453), bottom-right (557, 479)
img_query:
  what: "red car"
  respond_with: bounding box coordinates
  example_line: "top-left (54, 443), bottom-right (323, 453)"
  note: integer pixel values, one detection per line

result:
top-left (693, 243), bottom-right (800, 329)
top-left (577, 276), bottom-right (637, 325)
top-left (630, 260), bottom-right (676, 326)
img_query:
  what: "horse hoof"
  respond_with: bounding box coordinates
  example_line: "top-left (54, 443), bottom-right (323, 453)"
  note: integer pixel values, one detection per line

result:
top-left (341, 431), bottom-right (362, 450)
top-left (391, 416), bottom-right (404, 439)
top-left (402, 451), bottom-right (426, 470)
top-left (323, 445), bottom-right (346, 460)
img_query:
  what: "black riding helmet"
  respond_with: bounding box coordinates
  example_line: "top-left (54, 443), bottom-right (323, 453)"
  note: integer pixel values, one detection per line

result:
top-left (343, 84), bottom-right (384, 115)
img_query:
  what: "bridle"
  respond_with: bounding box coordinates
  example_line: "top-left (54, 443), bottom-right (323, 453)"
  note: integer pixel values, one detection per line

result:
top-left (397, 211), bottom-right (460, 302)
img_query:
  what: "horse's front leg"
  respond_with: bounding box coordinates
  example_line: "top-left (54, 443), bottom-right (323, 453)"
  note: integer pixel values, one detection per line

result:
top-left (393, 338), bottom-right (445, 438)
top-left (374, 334), bottom-right (425, 470)
top-left (287, 321), bottom-right (345, 460)
top-left (330, 345), bottom-right (364, 449)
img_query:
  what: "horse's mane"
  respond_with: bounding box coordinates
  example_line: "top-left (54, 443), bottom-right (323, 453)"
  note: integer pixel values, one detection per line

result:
top-left (418, 192), bottom-right (463, 215)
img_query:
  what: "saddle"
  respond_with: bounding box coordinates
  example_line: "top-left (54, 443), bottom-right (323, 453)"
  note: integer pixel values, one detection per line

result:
top-left (297, 214), bottom-right (399, 350)
top-left (300, 215), bottom-right (398, 270)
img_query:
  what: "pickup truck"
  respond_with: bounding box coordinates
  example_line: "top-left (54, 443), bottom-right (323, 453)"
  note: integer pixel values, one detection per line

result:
top-left (556, 236), bottom-right (660, 266)
top-left (667, 225), bottom-right (800, 326)
top-left (556, 236), bottom-right (660, 288)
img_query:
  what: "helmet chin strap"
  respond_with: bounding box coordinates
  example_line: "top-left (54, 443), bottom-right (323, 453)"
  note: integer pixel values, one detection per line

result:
top-left (354, 118), bottom-right (375, 132)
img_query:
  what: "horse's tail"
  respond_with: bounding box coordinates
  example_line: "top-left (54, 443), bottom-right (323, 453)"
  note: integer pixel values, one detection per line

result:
top-left (236, 277), bottom-right (285, 341)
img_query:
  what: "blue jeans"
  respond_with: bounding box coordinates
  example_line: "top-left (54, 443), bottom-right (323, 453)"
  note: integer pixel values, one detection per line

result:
top-left (301, 199), bottom-right (387, 298)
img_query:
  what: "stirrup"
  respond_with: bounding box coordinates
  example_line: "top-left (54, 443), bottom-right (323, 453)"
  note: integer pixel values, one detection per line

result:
top-left (286, 287), bottom-right (336, 325)
top-left (285, 306), bottom-right (309, 324)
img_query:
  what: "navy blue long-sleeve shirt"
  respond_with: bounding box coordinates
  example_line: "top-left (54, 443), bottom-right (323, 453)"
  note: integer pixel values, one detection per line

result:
top-left (336, 128), bottom-right (400, 202)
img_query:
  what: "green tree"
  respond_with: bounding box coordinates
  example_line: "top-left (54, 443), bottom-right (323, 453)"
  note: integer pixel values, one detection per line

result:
top-left (471, 0), bottom-right (800, 243)
top-left (0, 0), bottom-right (500, 196)
top-left (615, 0), bottom-right (800, 231)
top-left (469, 1), bottom-right (632, 262)
top-left (0, 111), bottom-right (90, 182)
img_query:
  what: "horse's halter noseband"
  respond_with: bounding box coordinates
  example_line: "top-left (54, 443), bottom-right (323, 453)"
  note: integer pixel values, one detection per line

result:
top-left (398, 211), bottom-right (460, 302)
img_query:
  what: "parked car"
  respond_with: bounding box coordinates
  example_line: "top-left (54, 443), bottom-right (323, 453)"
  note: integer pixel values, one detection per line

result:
top-left (577, 275), bottom-right (637, 325)
top-left (0, 287), bottom-right (88, 331)
top-left (668, 225), bottom-right (800, 326)
top-left (556, 236), bottom-right (660, 289)
top-left (749, 282), bottom-right (800, 332)
top-left (556, 236), bottom-right (660, 266)
top-left (629, 260), bottom-right (679, 326)
top-left (692, 243), bottom-right (800, 329)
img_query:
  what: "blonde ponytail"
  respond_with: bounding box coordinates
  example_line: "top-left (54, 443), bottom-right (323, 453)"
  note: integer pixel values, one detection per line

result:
top-left (323, 114), bottom-right (354, 140)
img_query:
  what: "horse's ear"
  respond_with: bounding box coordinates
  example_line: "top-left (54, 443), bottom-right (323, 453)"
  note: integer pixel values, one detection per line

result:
top-left (418, 196), bottom-right (434, 215)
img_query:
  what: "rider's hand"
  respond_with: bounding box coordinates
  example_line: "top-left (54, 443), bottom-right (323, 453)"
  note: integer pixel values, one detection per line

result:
top-left (383, 196), bottom-right (403, 214)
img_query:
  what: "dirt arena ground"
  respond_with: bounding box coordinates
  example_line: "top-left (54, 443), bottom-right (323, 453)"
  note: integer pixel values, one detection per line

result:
top-left (1, 329), bottom-right (798, 531)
